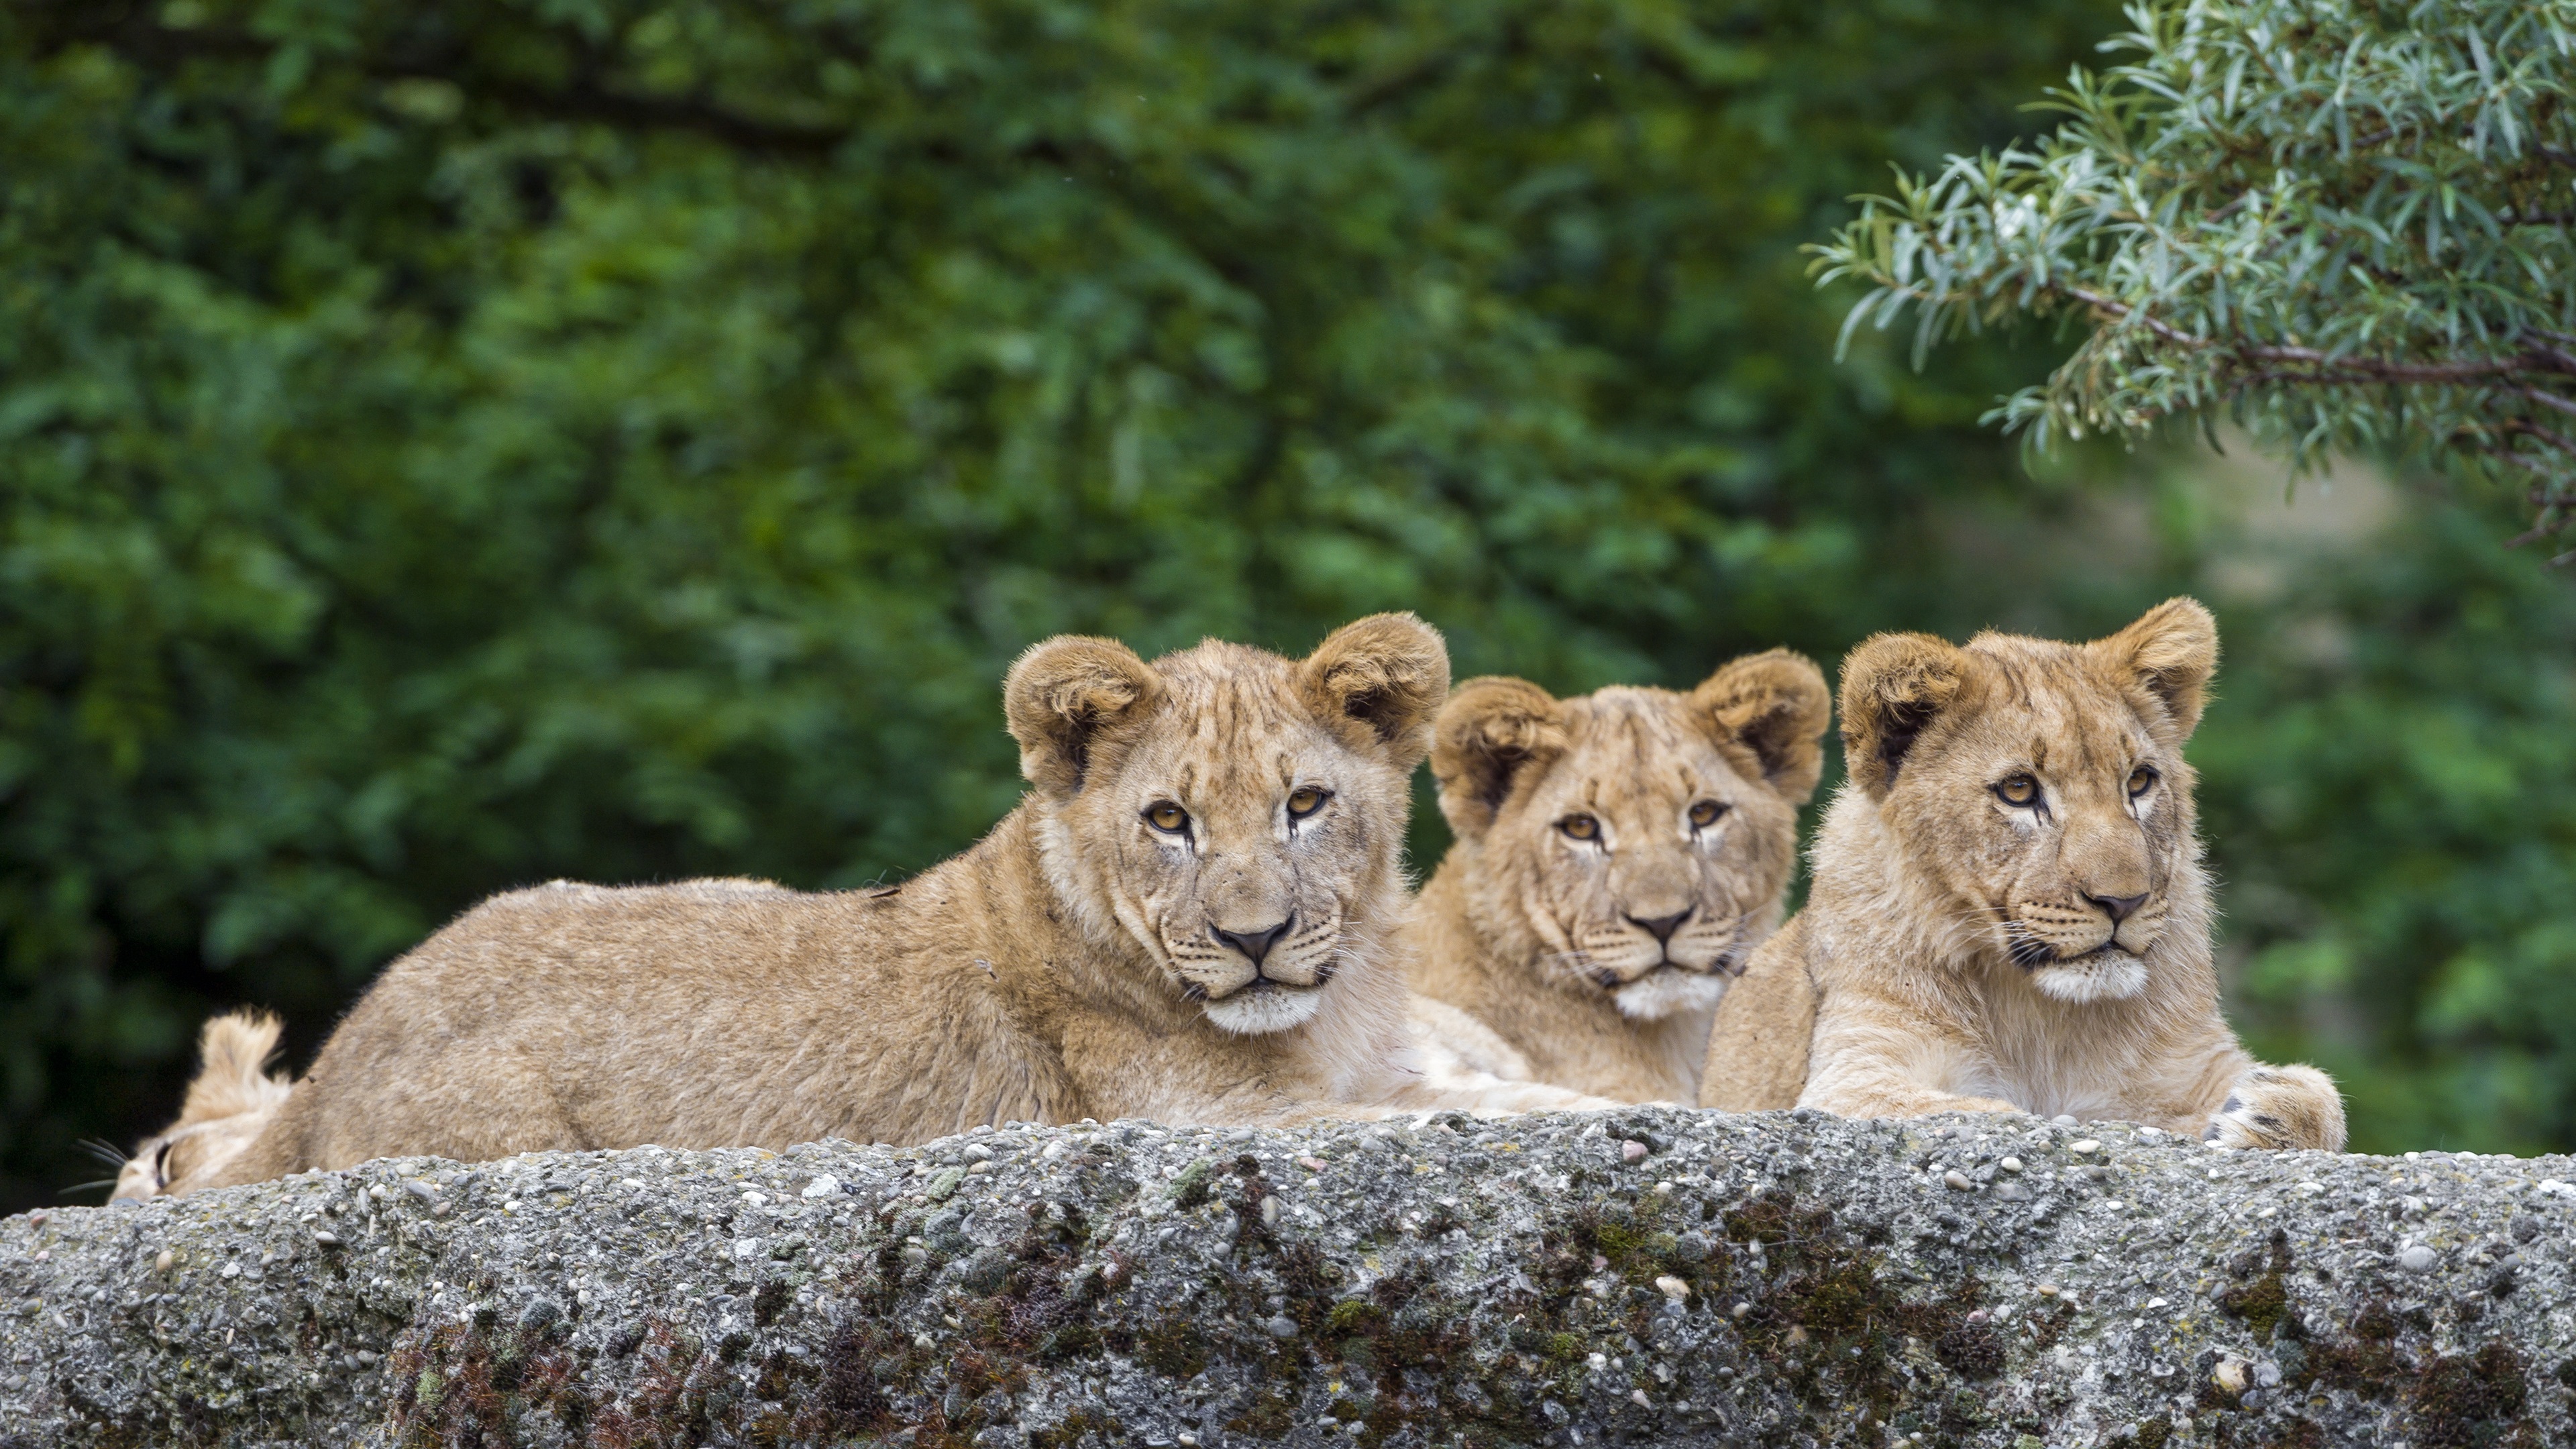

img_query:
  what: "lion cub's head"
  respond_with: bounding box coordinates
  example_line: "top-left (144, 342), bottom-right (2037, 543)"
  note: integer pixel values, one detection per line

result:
top-left (111, 1009), bottom-right (290, 1201)
top-left (1430, 651), bottom-right (1831, 1020)
top-left (1837, 598), bottom-right (2218, 1004)
top-left (1005, 614), bottom-right (1446, 1036)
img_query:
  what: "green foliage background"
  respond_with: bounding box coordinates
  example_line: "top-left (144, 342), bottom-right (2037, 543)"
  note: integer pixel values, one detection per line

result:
top-left (1, 0), bottom-right (2569, 1209)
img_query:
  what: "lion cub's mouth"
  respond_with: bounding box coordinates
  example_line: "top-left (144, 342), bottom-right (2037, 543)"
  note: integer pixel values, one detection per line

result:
top-left (2020, 944), bottom-right (2151, 1004)
top-left (2009, 940), bottom-right (2138, 971)
top-left (1585, 944), bottom-right (1748, 993)
top-left (1236, 977), bottom-right (1317, 997)
top-left (1198, 971), bottom-right (1333, 1035)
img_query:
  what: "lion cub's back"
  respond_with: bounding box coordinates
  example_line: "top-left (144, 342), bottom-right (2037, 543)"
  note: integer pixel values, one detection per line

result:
top-left (246, 875), bottom-right (1036, 1174)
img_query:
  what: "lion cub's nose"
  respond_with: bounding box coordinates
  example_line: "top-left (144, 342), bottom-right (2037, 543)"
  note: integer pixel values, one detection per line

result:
top-left (1212, 916), bottom-right (1295, 966)
top-left (2086, 892), bottom-right (2149, 924)
top-left (1627, 908), bottom-right (1692, 945)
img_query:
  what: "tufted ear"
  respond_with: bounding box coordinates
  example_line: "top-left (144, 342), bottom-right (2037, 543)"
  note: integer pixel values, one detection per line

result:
top-left (1694, 649), bottom-right (1833, 804)
top-left (1838, 632), bottom-right (1971, 800)
top-left (2089, 596), bottom-right (2218, 740)
top-left (1297, 612), bottom-right (1452, 771)
top-left (1430, 678), bottom-right (1565, 839)
top-left (1004, 635), bottom-right (1162, 795)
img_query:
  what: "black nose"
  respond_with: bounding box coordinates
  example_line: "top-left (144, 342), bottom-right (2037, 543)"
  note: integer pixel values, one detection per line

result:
top-left (1628, 909), bottom-right (1692, 945)
top-left (2088, 892), bottom-right (2149, 924)
top-left (1213, 917), bottom-right (1295, 967)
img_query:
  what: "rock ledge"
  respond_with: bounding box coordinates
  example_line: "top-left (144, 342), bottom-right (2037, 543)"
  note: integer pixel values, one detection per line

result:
top-left (5, 1108), bottom-right (2572, 1448)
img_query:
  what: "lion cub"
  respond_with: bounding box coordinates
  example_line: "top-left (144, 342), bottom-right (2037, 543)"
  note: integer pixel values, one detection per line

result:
top-left (109, 1010), bottom-right (292, 1200)
top-left (173, 615), bottom-right (1603, 1193)
top-left (1701, 600), bottom-right (2345, 1151)
top-left (1403, 651), bottom-right (1831, 1103)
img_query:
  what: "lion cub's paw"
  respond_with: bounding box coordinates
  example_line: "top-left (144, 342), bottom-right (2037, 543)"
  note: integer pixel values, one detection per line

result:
top-left (2202, 1064), bottom-right (2346, 1152)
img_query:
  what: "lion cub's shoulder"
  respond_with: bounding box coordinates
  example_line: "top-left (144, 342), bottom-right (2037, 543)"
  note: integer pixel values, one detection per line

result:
top-left (1696, 914), bottom-right (1816, 1111)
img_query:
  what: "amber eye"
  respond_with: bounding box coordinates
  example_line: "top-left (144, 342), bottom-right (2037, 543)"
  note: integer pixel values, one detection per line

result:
top-left (1688, 800), bottom-right (1726, 829)
top-left (1287, 787), bottom-right (1329, 818)
top-left (2127, 765), bottom-right (2157, 798)
top-left (1560, 814), bottom-right (1600, 841)
top-left (1145, 802), bottom-right (1190, 834)
top-left (1994, 775), bottom-right (2041, 807)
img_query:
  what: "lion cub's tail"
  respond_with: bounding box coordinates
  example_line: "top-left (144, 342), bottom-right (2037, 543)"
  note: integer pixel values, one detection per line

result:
top-left (111, 1010), bottom-right (294, 1201)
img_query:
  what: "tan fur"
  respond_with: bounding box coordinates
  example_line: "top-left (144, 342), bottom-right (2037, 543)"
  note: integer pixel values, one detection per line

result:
top-left (1695, 914), bottom-right (1820, 1112)
top-left (1404, 651), bottom-right (1831, 1103)
top-left (112, 1010), bottom-right (292, 1200)
top-left (194, 616), bottom-right (1607, 1191)
top-left (1699, 600), bottom-right (2345, 1151)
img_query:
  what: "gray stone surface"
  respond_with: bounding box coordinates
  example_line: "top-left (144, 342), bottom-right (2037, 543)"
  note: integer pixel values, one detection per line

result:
top-left (5, 1107), bottom-right (2574, 1447)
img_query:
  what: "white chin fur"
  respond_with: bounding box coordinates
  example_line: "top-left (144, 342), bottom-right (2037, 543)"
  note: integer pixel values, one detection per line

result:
top-left (1613, 969), bottom-right (1729, 1021)
top-left (2031, 953), bottom-right (2148, 1004)
top-left (1203, 985), bottom-right (1326, 1035)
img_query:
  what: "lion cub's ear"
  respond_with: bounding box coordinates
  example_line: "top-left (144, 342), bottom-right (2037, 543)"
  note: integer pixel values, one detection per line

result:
top-left (1298, 612), bottom-right (1452, 771)
top-left (1004, 636), bottom-right (1163, 794)
top-left (1430, 678), bottom-right (1565, 838)
top-left (1838, 632), bottom-right (1971, 800)
top-left (1693, 649), bottom-right (1832, 803)
top-left (2089, 596), bottom-right (2218, 739)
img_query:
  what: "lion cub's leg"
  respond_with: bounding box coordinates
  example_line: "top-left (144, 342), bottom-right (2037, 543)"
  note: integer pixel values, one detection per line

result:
top-left (1802, 1077), bottom-right (2025, 1122)
top-left (2202, 1063), bottom-right (2346, 1151)
top-left (1391, 1041), bottom-right (1627, 1108)
top-left (1699, 922), bottom-right (1817, 1112)
top-left (1799, 1012), bottom-right (2024, 1122)
top-left (1409, 996), bottom-right (1536, 1083)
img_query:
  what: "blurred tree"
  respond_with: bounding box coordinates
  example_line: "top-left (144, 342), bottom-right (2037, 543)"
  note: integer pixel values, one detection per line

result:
top-left (0, 0), bottom-right (2122, 1209)
top-left (1814, 0), bottom-right (2576, 551)
top-left (2194, 491), bottom-right (2576, 1156)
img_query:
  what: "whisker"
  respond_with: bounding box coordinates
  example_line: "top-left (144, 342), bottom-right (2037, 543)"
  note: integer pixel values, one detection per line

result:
top-left (78, 1136), bottom-right (132, 1167)
top-left (2002, 924), bottom-right (2056, 969)
top-left (60, 1179), bottom-right (118, 1197)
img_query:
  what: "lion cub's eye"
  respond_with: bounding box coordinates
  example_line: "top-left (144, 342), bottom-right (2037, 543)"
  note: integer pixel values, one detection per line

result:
top-left (1287, 787), bottom-right (1329, 819)
top-left (2127, 765), bottom-right (2157, 798)
top-left (1687, 800), bottom-right (1726, 829)
top-left (1993, 775), bottom-right (2041, 808)
top-left (1560, 814), bottom-right (1600, 841)
top-left (1145, 802), bottom-right (1191, 834)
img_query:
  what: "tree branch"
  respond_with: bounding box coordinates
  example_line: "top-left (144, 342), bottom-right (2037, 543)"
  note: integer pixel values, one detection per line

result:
top-left (2056, 286), bottom-right (2576, 383)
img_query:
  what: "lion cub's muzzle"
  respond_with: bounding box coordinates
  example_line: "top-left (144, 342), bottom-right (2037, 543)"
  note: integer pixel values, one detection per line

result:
top-left (2003, 891), bottom-right (2169, 967)
top-left (2000, 892), bottom-right (2168, 1002)
top-left (1181, 912), bottom-right (1342, 1002)
top-left (1173, 910), bottom-right (1348, 1035)
top-left (1576, 905), bottom-right (1753, 991)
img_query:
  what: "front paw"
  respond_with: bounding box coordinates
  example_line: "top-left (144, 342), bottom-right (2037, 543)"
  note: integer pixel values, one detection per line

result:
top-left (2202, 1065), bottom-right (2347, 1151)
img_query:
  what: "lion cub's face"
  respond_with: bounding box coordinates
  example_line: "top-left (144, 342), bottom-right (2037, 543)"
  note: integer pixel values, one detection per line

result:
top-left (1839, 600), bottom-right (2217, 1004)
top-left (1006, 615), bottom-right (1447, 1035)
top-left (1431, 651), bottom-right (1830, 1020)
